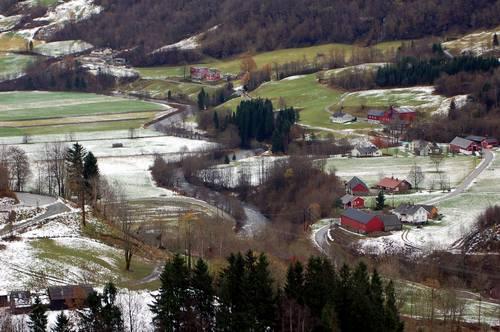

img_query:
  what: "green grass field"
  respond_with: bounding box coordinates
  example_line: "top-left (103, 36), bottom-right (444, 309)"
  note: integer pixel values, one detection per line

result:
top-left (136, 41), bottom-right (403, 78)
top-left (0, 53), bottom-right (39, 79)
top-left (0, 91), bottom-right (164, 137)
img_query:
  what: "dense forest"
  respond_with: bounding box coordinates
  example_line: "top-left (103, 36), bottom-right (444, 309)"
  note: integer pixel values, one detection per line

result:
top-left (52, 0), bottom-right (500, 59)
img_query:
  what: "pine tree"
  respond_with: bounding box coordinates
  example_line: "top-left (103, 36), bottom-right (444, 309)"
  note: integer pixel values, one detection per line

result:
top-left (151, 254), bottom-right (190, 331)
top-left (51, 312), bottom-right (73, 332)
top-left (65, 142), bottom-right (87, 225)
top-left (303, 257), bottom-right (336, 315)
top-left (216, 252), bottom-right (247, 331)
top-left (370, 269), bottom-right (385, 331)
top-left (29, 296), bottom-right (47, 332)
top-left (197, 88), bottom-right (207, 110)
top-left (191, 258), bottom-right (214, 331)
top-left (213, 111), bottom-right (220, 130)
top-left (285, 261), bottom-right (305, 304)
top-left (101, 282), bottom-right (124, 331)
top-left (83, 152), bottom-right (99, 181)
top-left (232, 154), bottom-right (236, 161)
top-left (384, 280), bottom-right (404, 332)
top-left (224, 155), bottom-right (230, 164)
top-left (350, 262), bottom-right (373, 332)
top-left (271, 130), bottom-right (284, 153)
top-left (375, 190), bottom-right (385, 210)
top-left (79, 290), bottom-right (101, 331)
top-left (493, 33), bottom-right (499, 47)
top-left (336, 264), bottom-right (353, 332)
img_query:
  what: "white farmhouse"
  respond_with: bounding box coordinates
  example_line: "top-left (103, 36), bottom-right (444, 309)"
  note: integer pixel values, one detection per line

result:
top-left (393, 204), bottom-right (428, 224)
top-left (351, 146), bottom-right (382, 158)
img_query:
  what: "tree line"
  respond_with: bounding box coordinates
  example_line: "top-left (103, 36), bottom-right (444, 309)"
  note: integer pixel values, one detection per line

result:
top-left (375, 55), bottom-right (499, 87)
top-left (50, 0), bottom-right (500, 60)
top-left (19, 252), bottom-right (404, 331)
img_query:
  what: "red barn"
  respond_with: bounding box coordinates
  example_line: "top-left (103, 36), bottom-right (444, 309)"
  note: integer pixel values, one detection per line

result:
top-left (340, 194), bottom-right (365, 209)
top-left (367, 110), bottom-right (388, 123)
top-left (190, 67), bottom-right (222, 82)
top-left (465, 135), bottom-right (499, 149)
top-left (367, 107), bottom-right (416, 124)
top-left (449, 137), bottom-right (479, 154)
top-left (345, 176), bottom-right (370, 195)
top-left (341, 208), bottom-right (384, 234)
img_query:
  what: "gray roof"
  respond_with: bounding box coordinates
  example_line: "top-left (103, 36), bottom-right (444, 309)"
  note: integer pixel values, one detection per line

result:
top-left (354, 146), bottom-right (378, 155)
top-left (394, 204), bottom-right (425, 215)
top-left (346, 176), bottom-right (369, 190)
top-left (379, 214), bottom-right (401, 228)
top-left (393, 107), bottom-right (415, 114)
top-left (465, 135), bottom-right (486, 143)
top-left (342, 208), bottom-right (374, 224)
top-left (341, 194), bottom-right (355, 204)
top-left (450, 137), bottom-right (474, 149)
top-left (419, 205), bottom-right (436, 213)
top-left (368, 109), bottom-right (385, 117)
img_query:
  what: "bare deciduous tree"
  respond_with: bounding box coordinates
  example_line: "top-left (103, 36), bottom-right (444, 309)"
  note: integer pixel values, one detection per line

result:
top-left (8, 146), bottom-right (31, 192)
top-left (408, 162), bottom-right (425, 190)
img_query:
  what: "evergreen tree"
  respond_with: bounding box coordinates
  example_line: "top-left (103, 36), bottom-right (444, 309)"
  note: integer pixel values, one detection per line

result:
top-left (336, 264), bottom-right (353, 332)
top-left (100, 282), bottom-right (124, 331)
top-left (83, 152), bottom-right (99, 181)
top-left (151, 254), bottom-right (190, 331)
top-left (375, 190), bottom-right (385, 210)
top-left (370, 269), bottom-right (385, 332)
top-left (216, 252), bottom-right (247, 331)
top-left (349, 262), bottom-right (373, 332)
top-left (285, 261), bottom-right (305, 304)
top-left (167, 90), bottom-right (172, 99)
top-left (213, 111), bottom-right (220, 130)
top-left (65, 142), bottom-right (87, 225)
top-left (271, 130), bottom-right (284, 153)
top-left (79, 291), bottom-right (101, 331)
top-left (232, 154), bottom-right (236, 161)
top-left (197, 88), bottom-right (207, 110)
top-left (303, 257), bottom-right (336, 315)
top-left (384, 281), bottom-right (404, 332)
top-left (51, 312), bottom-right (73, 332)
top-left (29, 296), bottom-right (47, 332)
top-left (448, 98), bottom-right (459, 120)
top-left (224, 155), bottom-right (230, 164)
top-left (494, 33), bottom-right (499, 47)
top-left (191, 258), bottom-right (214, 331)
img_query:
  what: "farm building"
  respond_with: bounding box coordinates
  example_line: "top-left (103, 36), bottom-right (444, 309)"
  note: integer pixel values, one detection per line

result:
top-left (345, 176), bottom-right (370, 195)
top-left (376, 177), bottom-right (412, 193)
top-left (393, 204), bottom-right (428, 224)
top-left (410, 140), bottom-right (442, 156)
top-left (367, 106), bottom-right (416, 124)
top-left (449, 137), bottom-right (480, 154)
top-left (465, 135), bottom-right (499, 149)
top-left (340, 208), bottom-right (402, 234)
top-left (331, 111), bottom-right (356, 124)
top-left (48, 285), bottom-right (94, 310)
top-left (351, 145), bottom-right (382, 157)
top-left (9, 291), bottom-right (33, 314)
top-left (340, 194), bottom-right (365, 209)
top-left (190, 67), bottom-right (222, 81)
top-left (420, 205), bottom-right (438, 219)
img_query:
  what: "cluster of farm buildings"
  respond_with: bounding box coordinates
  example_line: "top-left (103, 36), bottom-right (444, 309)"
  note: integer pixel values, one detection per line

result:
top-left (339, 176), bottom-right (438, 234)
top-left (0, 285), bottom-right (93, 315)
top-left (331, 106), bottom-right (417, 125)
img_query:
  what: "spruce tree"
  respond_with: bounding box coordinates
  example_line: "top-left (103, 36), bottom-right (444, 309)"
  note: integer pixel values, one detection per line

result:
top-left (303, 257), bottom-right (336, 315)
top-left (232, 154), bottom-right (236, 161)
top-left (493, 33), bottom-right (499, 47)
top-left (29, 296), bottom-right (47, 332)
top-left (101, 282), bottom-right (124, 331)
top-left (83, 152), bottom-right (99, 181)
top-left (197, 88), bottom-right (207, 110)
top-left (350, 262), bottom-right (373, 332)
top-left (224, 155), bottom-right (230, 164)
top-left (384, 280), bottom-right (404, 332)
top-left (370, 269), bottom-right (385, 331)
top-left (213, 111), bottom-right (220, 130)
top-left (375, 190), bottom-right (385, 210)
top-left (151, 254), bottom-right (190, 331)
top-left (65, 142), bottom-right (87, 225)
top-left (51, 312), bottom-right (73, 332)
top-left (216, 252), bottom-right (247, 331)
top-left (285, 261), bottom-right (305, 304)
top-left (191, 258), bottom-right (214, 330)
top-left (247, 252), bottom-right (276, 331)
top-left (336, 264), bottom-right (353, 332)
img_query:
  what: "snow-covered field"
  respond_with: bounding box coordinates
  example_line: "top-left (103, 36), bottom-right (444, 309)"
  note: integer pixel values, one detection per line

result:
top-left (3, 132), bottom-right (217, 199)
top-left (152, 26), bottom-right (218, 53)
top-left (32, 40), bottom-right (93, 57)
top-left (443, 27), bottom-right (500, 56)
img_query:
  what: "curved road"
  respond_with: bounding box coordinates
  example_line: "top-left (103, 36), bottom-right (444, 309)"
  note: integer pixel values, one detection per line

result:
top-left (314, 150), bottom-right (495, 252)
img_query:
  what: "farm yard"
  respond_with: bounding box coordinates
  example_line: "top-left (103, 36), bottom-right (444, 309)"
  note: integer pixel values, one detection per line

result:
top-left (0, 91), bottom-right (166, 136)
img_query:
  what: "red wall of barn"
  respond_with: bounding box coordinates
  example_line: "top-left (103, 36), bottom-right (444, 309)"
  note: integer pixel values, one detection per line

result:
top-left (341, 216), bottom-right (384, 233)
top-left (352, 198), bottom-right (365, 208)
top-left (352, 183), bottom-right (369, 193)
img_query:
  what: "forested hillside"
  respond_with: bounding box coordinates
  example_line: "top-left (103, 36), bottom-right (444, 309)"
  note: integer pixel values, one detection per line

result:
top-left (52, 0), bottom-right (500, 58)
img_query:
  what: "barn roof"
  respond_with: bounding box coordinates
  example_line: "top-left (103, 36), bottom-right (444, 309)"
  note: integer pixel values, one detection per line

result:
top-left (341, 194), bottom-right (357, 204)
top-left (465, 135), bottom-right (486, 143)
top-left (393, 107), bottom-right (415, 114)
top-left (346, 176), bottom-right (368, 190)
top-left (342, 208), bottom-right (375, 224)
top-left (367, 110), bottom-right (385, 117)
top-left (394, 204), bottom-right (426, 215)
top-left (376, 177), bottom-right (408, 189)
top-left (379, 214), bottom-right (401, 228)
top-left (48, 285), bottom-right (93, 301)
top-left (418, 204), bottom-right (437, 214)
top-left (450, 137), bottom-right (474, 149)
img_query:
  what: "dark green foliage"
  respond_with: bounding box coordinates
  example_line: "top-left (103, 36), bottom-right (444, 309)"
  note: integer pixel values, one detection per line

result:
top-left (151, 254), bottom-right (191, 331)
top-left (285, 261), bottom-right (305, 304)
top-left (232, 154), bottom-right (236, 161)
top-left (83, 152), bottom-right (99, 181)
top-left (224, 155), bottom-right (230, 164)
top-left (191, 258), bottom-right (215, 330)
top-left (29, 296), bottom-right (47, 332)
top-left (494, 33), bottom-right (499, 47)
top-left (65, 142), bottom-right (86, 180)
top-left (51, 312), bottom-right (73, 332)
top-left (213, 111), bottom-right (220, 130)
top-left (79, 282), bottom-right (124, 332)
top-left (384, 281), bottom-right (405, 332)
top-left (198, 88), bottom-right (208, 110)
top-left (376, 55), bottom-right (499, 87)
top-left (375, 191), bottom-right (385, 210)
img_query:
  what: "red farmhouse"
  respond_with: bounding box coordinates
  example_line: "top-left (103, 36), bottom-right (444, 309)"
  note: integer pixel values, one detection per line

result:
top-left (341, 208), bottom-right (384, 234)
top-left (345, 176), bottom-right (370, 195)
top-left (376, 177), bottom-right (412, 193)
top-left (367, 106), bottom-right (416, 124)
top-left (340, 194), bottom-right (365, 209)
